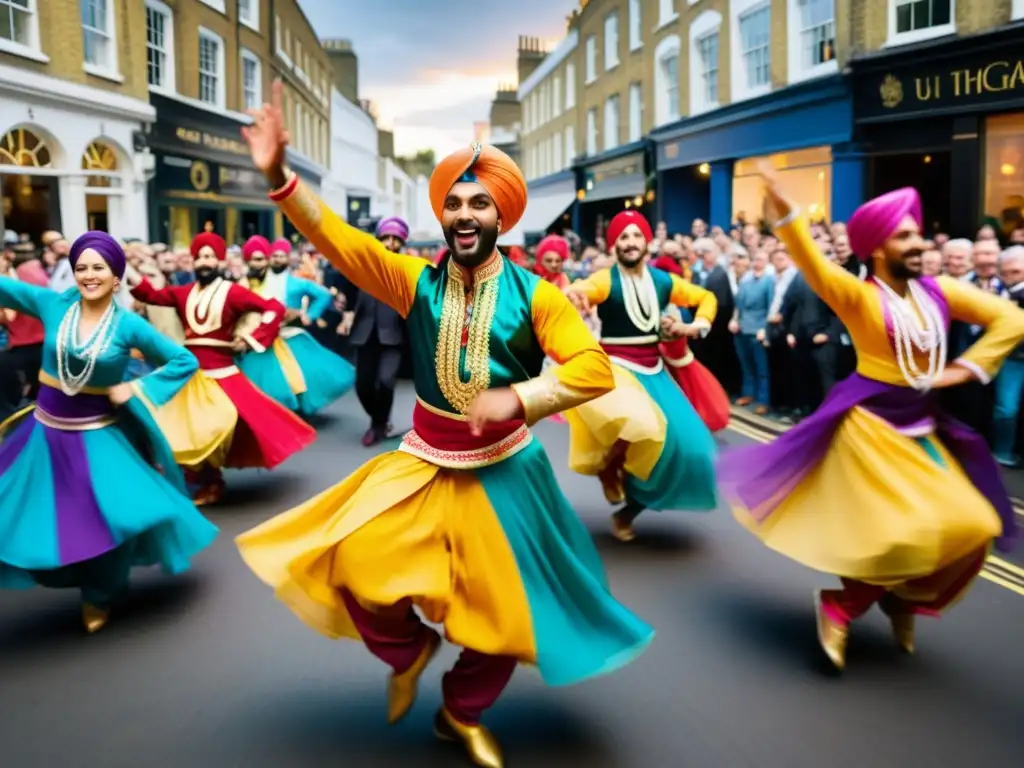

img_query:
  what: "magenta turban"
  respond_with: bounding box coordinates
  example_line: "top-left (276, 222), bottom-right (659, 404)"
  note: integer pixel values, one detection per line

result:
top-left (376, 216), bottom-right (409, 242)
top-left (69, 231), bottom-right (126, 278)
top-left (847, 187), bottom-right (922, 262)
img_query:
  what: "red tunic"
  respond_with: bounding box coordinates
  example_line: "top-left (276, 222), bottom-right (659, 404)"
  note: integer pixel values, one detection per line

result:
top-left (132, 277), bottom-right (316, 468)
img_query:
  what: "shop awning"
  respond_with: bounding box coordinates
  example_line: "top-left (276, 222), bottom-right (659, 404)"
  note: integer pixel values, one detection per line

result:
top-left (501, 183), bottom-right (577, 245)
top-left (582, 171), bottom-right (646, 203)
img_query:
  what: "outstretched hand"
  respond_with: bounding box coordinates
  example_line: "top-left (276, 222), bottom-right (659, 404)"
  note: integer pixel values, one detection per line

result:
top-left (757, 160), bottom-right (793, 225)
top-left (564, 288), bottom-right (591, 316)
top-left (241, 79), bottom-right (290, 186)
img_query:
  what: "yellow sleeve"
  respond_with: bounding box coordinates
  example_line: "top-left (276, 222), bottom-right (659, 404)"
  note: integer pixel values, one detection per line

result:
top-left (669, 273), bottom-right (717, 330)
top-left (565, 267), bottom-right (613, 305)
top-left (270, 173), bottom-right (426, 317)
top-left (511, 279), bottom-right (615, 424)
top-left (774, 214), bottom-right (867, 319)
top-left (938, 276), bottom-right (1024, 382)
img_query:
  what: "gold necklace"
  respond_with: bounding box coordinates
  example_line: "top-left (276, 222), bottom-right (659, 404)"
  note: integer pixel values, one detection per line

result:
top-left (434, 256), bottom-right (502, 413)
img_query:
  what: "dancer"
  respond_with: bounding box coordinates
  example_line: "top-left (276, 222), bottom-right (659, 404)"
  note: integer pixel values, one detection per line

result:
top-left (340, 216), bottom-right (411, 446)
top-left (719, 170), bottom-right (1023, 671)
top-left (127, 232), bottom-right (316, 505)
top-left (563, 209), bottom-right (720, 542)
top-left (0, 232), bottom-right (217, 632)
top-left (236, 83), bottom-right (653, 768)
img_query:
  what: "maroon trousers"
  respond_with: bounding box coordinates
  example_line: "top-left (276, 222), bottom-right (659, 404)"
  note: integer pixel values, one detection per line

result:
top-left (341, 590), bottom-right (516, 725)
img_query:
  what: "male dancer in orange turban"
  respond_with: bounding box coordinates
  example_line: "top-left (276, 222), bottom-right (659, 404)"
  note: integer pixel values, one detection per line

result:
top-left (236, 81), bottom-right (652, 768)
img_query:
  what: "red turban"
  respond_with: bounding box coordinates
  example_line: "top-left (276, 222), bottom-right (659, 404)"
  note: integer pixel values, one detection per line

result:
top-left (607, 210), bottom-right (653, 246)
top-left (536, 234), bottom-right (569, 262)
top-left (428, 143), bottom-right (527, 233)
top-left (847, 187), bottom-right (922, 262)
top-left (270, 238), bottom-right (292, 255)
top-left (243, 235), bottom-right (272, 262)
top-left (190, 232), bottom-right (226, 260)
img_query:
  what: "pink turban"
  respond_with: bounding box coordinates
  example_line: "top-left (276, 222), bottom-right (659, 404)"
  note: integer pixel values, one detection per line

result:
top-left (270, 238), bottom-right (292, 255)
top-left (242, 235), bottom-right (272, 262)
top-left (847, 187), bottom-right (922, 262)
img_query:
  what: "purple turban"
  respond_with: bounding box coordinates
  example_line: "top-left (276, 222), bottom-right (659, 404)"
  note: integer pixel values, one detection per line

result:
top-left (376, 216), bottom-right (409, 242)
top-left (69, 231), bottom-right (127, 278)
top-left (847, 187), bottom-right (922, 262)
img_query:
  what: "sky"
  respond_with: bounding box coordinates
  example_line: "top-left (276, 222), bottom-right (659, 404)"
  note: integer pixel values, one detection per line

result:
top-left (299, 0), bottom-right (575, 158)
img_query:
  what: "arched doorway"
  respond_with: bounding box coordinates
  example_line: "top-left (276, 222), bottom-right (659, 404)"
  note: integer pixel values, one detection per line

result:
top-left (0, 127), bottom-right (62, 242)
top-left (82, 140), bottom-right (120, 233)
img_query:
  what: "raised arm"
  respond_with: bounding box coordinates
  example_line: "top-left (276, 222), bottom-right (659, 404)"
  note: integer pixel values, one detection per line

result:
top-left (564, 266), bottom-right (613, 305)
top-left (773, 215), bottom-right (865, 318)
top-left (668, 273), bottom-right (717, 334)
top-left (0, 274), bottom-right (55, 318)
top-left (511, 279), bottom-right (615, 424)
top-left (129, 276), bottom-right (181, 308)
top-left (228, 284), bottom-right (285, 353)
top-left (125, 315), bottom-right (200, 407)
top-left (269, 174), bottom-right (425, 318)
top-left (938, 276), bottom-right (1024, 383)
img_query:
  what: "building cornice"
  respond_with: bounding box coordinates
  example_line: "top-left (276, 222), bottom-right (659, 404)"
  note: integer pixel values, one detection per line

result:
top-left (0, 63), bottom-right (155, 123)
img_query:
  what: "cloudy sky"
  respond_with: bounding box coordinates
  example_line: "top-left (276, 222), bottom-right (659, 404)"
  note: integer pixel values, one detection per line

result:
top-left (299, 0), bottom-right (574, 157)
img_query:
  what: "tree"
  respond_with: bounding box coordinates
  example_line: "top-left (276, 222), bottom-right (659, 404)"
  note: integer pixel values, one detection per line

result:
top-left (396, 149), bottom-right (435, 179)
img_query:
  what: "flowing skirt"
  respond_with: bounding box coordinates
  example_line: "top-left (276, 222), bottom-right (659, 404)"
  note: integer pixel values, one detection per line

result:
top-left (660, 338), bottom-right (730, 433)
top-left (235, 338), bottom-right (305, 411)
top-left (236, 440), bottom-right (654, 686)
top-left (285, 330), bottom-right (356, 417)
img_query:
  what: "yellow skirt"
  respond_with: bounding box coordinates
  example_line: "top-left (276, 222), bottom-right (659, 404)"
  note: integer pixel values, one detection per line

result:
top-left (734, 407), bottom-right (1002, 586)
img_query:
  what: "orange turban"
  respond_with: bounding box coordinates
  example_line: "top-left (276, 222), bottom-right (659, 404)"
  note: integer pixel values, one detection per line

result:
top-left (428, 143), bottom-right (527, 233)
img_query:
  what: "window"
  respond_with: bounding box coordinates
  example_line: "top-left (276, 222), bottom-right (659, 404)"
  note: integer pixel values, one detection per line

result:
top-left (239, 0), bottom-right (258, 30)
top-left (689, 10), bottom-right (722, 115)
top-left (738, 2), bottom-right (771, 94)
top-left (585, 35), bottom-right (596, 83)
top-left (565, 63), bottom-right (576, 108)
top-left (199, 0), bottom-right (225, 12)
top-left (629, 0), bottom-right (642, 50)
top-left (659, 0), bottom-right (677, 27)
top-left (604, 94), bottom-right (620, 151)
top-left (629, 82), bottom-right (642, 142)
top-left (522, 100), bottom-right (531, 135)
top-left (241, 49), bottom-right (261, 111)
top-left (0, 0), bottom-right (42, 55)
top-left (788, 0), bottom-right (836, 82)
top-left (697, 34), bottom-right (719, 106)
top-left (80, 0), bottom-right (117, 74)
top-left (654, 35), bottom-right (681, 127)
top-left (565, 126), bottom-right (576, 165)
top-left (604, 12), bottom-right (619, 70)
top-left (586, 108), bottom-right (598, 156)
top-left (889, 0), bottom-right (955, 45)
top-left (553, 76), bottom-right (562, 117)
top-left (198, 28), bottom-right (225, 108)
top-left (145, 1), bottom-right (174, 91)
top-left (554, 134), bottom-right (563, 170)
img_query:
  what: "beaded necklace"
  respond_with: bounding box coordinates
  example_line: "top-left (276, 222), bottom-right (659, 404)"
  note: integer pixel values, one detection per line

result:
top-left (875, 278), bottom-right (947, 391)
top-left (55, 300), bottom-right (118, 396)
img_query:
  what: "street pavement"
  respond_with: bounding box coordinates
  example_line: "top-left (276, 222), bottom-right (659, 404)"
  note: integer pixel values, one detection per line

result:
top-left (1, 382), bottom-right (1023, 767)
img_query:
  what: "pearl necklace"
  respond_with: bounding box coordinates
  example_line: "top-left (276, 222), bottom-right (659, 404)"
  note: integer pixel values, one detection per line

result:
top-left (55, 300), bottom-right (118, 396)
top-left (618, 264), bottom-right (659, 334)
top-left (875, 278), bottom-right (947, 392)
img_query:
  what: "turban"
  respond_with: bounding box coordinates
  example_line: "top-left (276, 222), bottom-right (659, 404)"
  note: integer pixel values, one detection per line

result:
top-left (376, 216), bottom-right (410, 242)
top-left (536, 234), bottom-right (569, 261)
top-left (270, 238), bottom-right (292, 256)
top-left (428, 142), bottom-right (527, 233)
top-left (847, 187), bottom-right (922, 262)
top-left (607, 210), bottom-right (653, 246)
top-left (69, 231), bottom-right (126, 279)
top-left (191, 232), bottom-right (226, 261)
top-left (242, 235), bottom-right (272, 262)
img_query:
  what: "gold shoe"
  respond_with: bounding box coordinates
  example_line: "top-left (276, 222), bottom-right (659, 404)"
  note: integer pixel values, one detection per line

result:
top-left (610, 512), bottom-right (636, 543)
top-left (890, 612), bottom-right (915, 655)
top-left (82, 603), bottom-right (111, 634)
top-left (387, 630), bottom-right (441, 724)
top-left (814, 590), bottom-right (847, 671)
top-left (434, 707), bottom-right (503, 768)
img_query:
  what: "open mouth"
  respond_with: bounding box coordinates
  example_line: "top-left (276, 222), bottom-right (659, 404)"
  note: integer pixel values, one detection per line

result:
top-left (454, 227), bottom-right (480, 250)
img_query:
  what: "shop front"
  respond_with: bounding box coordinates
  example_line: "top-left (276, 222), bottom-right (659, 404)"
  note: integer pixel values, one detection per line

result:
top-left (576, 140), bottom-right (653, 246)
top-left (503, 169), bottom-right (578, 247)
top-left (148, 94), bottom-right (322, 247)
top-left (852, 26), bottom-right (1024, 238)
top-left (651, 74), bottom-right (858, 234)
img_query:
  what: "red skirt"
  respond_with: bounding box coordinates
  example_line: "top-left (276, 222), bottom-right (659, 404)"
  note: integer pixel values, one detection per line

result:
top-left (659, 338), bottom-right (730, 433)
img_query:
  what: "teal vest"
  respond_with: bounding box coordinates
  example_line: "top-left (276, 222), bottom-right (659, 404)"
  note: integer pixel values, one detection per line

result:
top-left (597, 266), bottom-right (674, 341)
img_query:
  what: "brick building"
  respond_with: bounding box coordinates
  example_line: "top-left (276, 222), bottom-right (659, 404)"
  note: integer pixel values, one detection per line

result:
top-left (144, 0), bottom-right (331, 246)
top-left (0, 0), bottom-right (155, 241)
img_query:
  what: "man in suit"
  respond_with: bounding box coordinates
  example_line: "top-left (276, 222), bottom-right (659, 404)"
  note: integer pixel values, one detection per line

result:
top-left (690, 237), bottom-right (740, 395)
top-left (340, 216), bottom-right (410, 446)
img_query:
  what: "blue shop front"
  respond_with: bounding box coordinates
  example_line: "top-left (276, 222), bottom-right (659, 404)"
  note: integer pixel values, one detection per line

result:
top-left (650, 74), bottom-right (861, 234)
top-left (575, 139), bottom-right (654, 245)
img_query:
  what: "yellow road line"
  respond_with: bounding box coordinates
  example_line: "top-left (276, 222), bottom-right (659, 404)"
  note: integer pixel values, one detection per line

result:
top-left (725, 421), bottom-right (1024, 598)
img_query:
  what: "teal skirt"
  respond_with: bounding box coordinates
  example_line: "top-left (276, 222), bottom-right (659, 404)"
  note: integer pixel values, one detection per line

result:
top-left (285, 331), bottom-right (355, 417)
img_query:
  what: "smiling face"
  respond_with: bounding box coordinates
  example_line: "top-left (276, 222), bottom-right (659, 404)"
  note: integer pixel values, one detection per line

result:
top-left (613, 223), bottom-right (649, 268)
top-left (876, 214), bottom-right (926, 279)
top-left (73, 249), bottom-right (117, 301)
top-left (270, 250), bottom-right (290, 272)
top-left (441, 181), bottom-right (501, 268)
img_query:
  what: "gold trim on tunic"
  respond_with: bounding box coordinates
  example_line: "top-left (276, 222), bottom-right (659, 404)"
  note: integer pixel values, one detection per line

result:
top-left (34, 407), bottom-right (117, 431)
top-left (37, 371), bottom-right (109, 395)
top-left (601, 334), bottom-right (660, 345)
top-left (397, 425), bottom-right (533, 469)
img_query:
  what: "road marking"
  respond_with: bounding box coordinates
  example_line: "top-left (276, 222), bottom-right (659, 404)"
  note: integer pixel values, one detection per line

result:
top-left (724, 420), bottom-right (1024, 598)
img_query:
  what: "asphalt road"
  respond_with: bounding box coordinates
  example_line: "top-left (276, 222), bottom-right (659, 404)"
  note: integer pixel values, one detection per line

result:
top-left (2, 382), bottom-right (1022, 768)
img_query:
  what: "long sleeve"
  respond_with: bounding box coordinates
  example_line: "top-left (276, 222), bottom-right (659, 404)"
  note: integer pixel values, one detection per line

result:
top-left (295, 277), bottom-right (333, 321)
top-left (131, 278), bottom-right (181, 308)
top-left (0, 274), bottom-right (54, 317)
top-left (269, 173), bottom-right (427, 317)
top-left (126, 316), bottom-right (199, 407)
top-left (774, 215), bottom-right (867, 320)
top-left (668, 273), bottom-right (717, 332)
top-left (228, 284), bottom-right (284, 353)
top-left (938, 276), bottom-right (1024, 383)
top-left (511, 279), bottom-right (615, 424)
top-left (565, 267), bottom-right (613, 305)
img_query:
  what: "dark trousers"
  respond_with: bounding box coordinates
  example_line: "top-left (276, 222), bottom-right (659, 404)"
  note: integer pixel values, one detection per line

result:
top-left (0, 342), bottom-right (43, 421)
top-left (792, 340), bottom-right (842, 411)
top-left (354, 336), bottom-right (403, 428)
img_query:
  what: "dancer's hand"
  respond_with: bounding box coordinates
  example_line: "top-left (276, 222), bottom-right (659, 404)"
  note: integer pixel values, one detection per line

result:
top-left (758, 161), bottom-right (794, 224)
top-left (466, 388), bottom-right (524, 436)
top-left (242, 79), bottom-right (290, 189)
top-left (564, 288), bottom-right (590, 315)
top-left (230, 337), bottom-right (250, 353)
top-left (108, 382), bottom-right (134, 406)
top-left (932, 363), bottom-right (975, 388)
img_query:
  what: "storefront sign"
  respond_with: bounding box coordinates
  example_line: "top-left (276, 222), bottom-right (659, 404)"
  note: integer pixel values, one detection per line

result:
top-left (855, 33), bottom-right (1024, 121)
top-left (154, 153), bottom-right (270, 201)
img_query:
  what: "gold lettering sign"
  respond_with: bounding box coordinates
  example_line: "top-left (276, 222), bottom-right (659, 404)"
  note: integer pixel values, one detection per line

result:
top-left (190, 160), bottom-right (211, 191)
top-left (880, 59), bottom-right (1024, 109)
top-left (174, 125), bottom-right (250, 156)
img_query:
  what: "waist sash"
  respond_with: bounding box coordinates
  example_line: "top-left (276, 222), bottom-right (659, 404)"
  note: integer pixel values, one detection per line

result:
top-left (398, 398), bottom-right (532, 469)
top-left (600, 342), bottom-right (663, 374)
top-left (34, 382), bottom-right (117, 431)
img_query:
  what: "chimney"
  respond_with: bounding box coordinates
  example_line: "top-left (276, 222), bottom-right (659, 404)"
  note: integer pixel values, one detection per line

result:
top-left (322, 37), bottom-right (359, 104)
top-left (516, 34), bottom-right (547, 85)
